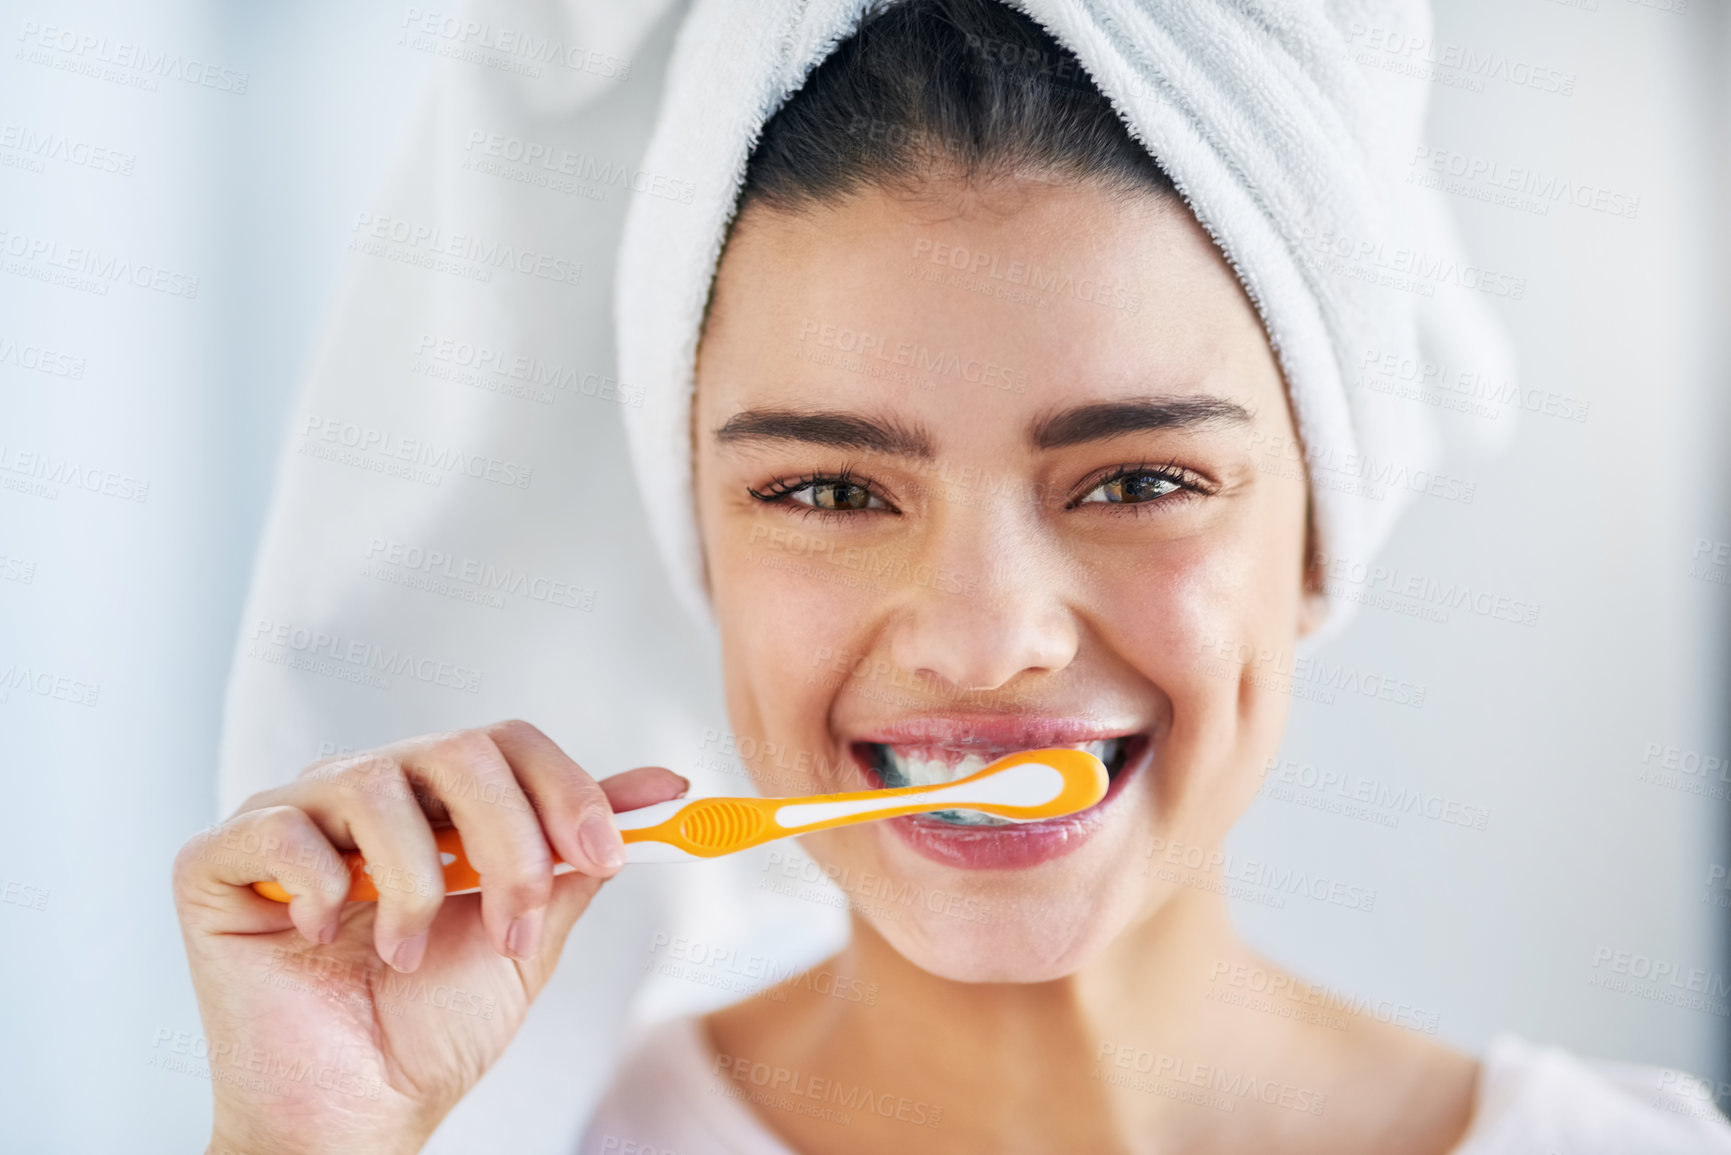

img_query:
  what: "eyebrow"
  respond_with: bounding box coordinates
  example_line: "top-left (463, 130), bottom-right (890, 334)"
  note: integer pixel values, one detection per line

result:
top-left (713, 395), bottom-right (1252, 458)
top-left (714, 409), bottom-right (936, 459)
top-left (1029, 396), bottom-right (1253, 449)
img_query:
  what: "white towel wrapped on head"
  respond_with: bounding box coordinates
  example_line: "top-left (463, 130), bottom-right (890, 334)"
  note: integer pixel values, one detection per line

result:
top-left (616, 0), bottom-right (1517, 638)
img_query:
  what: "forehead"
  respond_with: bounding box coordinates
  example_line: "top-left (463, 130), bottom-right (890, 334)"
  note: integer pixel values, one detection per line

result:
top-left (697, 181), bottom-right (1284, 439)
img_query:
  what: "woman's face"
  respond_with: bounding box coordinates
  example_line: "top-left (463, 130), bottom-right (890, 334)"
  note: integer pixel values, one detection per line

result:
top-left (693, 177), bottom-right (1317, 982)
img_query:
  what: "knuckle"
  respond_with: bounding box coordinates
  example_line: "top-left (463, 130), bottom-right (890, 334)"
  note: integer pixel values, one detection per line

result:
top-left (542, 754), bottom-right (601, 801)
top-left (567, 773), bottom-right (609, 813)
top-left (448, 736), bottom-right (533, 812)
top-left (383, 883), bottom-right (445, 919)
top-left (370, 858), bottom-right (446, 913)
top-left (488, 717), bottom-right (546, 746)
top-left (298, 752), bottom-right (408, 808)
top-left (337, 752), bottom-right (406, 791)
top-left (296, 750), bottom-right (353, 783)
top-left (262, 812), bottom-right (343, 881)
top-left (244, 808), bottom-right (338, 888)
top-left (491, 864), bottom-right (553, 912)
top-left (171, 833), bottom-right (214, 885)
top-left (235, 788), bottom-right (280, 814)
top-left (526, 774), bottom-right (596, 826)
top-left (417, 732), bottom-right (502, 797)
top-left (253, 803), bottom-right (307, 836)
top-left (475, 832), bottom-right (554, 905)
top-left (436, 728), bottom-right (504, 768)
top-left (338, 763), bottom-right (417, 818)
top-left (377, 894), bottom-right (443, 934)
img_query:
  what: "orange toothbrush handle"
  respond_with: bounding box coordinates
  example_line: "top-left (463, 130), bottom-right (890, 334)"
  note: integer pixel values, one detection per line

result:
top-left (251, 825), bottom-right (481, 904)
top-left (617, 795), bottom-right (794, 859)
top-left (251, 748), bottom-right (1108, 898)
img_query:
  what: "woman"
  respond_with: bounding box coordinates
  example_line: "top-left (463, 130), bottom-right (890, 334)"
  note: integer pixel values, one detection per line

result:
top-left (173, 2), bottom-right (1731, 1152)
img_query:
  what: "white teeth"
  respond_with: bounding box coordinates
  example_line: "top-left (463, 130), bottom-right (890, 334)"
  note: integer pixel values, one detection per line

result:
top-left (885, 750), bottom-right (991, 789)
top-left (878, 738), bottom-right (1120, 788)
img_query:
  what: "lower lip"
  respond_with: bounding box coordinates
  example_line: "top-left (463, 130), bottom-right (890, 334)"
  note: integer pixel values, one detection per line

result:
top-left (864, 737), bottom-right (1148, 871)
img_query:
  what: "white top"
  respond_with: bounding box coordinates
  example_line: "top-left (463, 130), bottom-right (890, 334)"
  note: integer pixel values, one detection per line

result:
top-left (578, 1016), bottom-right (1731, 1154)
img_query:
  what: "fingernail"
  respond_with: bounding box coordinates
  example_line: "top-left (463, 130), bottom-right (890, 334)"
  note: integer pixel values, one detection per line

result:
top-left (506, 909), bottom-right (543, 959)
top-left (674, 774), bottom-right (692, 797)
top-left (318, 919), bottom-right (340, 946)
top-left (580, 814), bottom-right (627, 871)
top-left (391, 932), bottom-right (428, 973)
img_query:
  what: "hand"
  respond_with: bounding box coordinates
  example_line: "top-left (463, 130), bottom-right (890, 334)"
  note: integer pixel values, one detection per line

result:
top-left (172, 720), bottom-right (686, 1154)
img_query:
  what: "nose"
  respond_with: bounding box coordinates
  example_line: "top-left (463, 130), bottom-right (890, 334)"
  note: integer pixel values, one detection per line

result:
top-left (884, 508), bottom-right (1080, 693)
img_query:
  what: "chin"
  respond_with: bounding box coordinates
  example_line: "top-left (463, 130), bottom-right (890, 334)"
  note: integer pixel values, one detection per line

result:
top-left (870, 894), bottom-right (1143, 983)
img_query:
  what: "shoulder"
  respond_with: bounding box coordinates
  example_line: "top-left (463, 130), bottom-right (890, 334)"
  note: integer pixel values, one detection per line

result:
top-left (1455, 1034), bottom-right (1731, 1154)
top-left (577, 1015), bottom-right (798, 1155)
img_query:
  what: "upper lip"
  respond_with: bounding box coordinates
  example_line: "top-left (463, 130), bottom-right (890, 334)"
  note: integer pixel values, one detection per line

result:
top-left (850, 713), bottom-right (1143, 749)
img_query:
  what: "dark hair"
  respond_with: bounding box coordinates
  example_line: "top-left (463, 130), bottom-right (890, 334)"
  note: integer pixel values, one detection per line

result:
top-left (738, 0), bottom-right (1174, 210)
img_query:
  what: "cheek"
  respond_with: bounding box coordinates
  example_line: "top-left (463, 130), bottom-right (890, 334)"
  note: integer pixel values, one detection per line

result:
top-left (708, 522), bottom-right (893, 790)
top-left (713, 527), bottom-right (878, 681)
top-left (1084, 511), bottom-right (1304, 820)
top-left (1086, 517), bottom-right (1299, 679)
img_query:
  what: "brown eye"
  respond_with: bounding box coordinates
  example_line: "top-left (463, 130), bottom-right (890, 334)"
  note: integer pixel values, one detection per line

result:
top-left (1082, 472), bottom-right (1181, 505)
top-left (802, 480), bottom-right (878, 510)
top-left (749, 472), bottom-right (894, 514)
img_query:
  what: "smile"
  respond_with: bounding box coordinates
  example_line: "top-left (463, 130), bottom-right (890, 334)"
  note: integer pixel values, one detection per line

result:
top-left (859, 736), bottom-right (1134, 825)
top-left (845, 718), bottom-right (1151, 870)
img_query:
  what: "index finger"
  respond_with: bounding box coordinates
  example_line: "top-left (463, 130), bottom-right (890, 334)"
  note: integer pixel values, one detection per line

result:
top-left (485, 720), bottom-right (631, 877)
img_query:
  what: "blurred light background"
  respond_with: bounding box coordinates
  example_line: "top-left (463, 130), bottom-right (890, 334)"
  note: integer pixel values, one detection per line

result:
top-left (1, 1), bottom-right (1727, 1152)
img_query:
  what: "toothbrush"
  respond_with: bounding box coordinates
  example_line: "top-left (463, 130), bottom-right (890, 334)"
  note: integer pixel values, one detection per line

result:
top-left (251, 747), bottom-right (1107, 903)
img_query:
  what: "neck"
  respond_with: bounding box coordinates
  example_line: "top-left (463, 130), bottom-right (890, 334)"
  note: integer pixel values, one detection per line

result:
top-left (707, 885), bottom-right (1479, 1154)
top-left (776, 889), bottom-right (1303, 1147)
